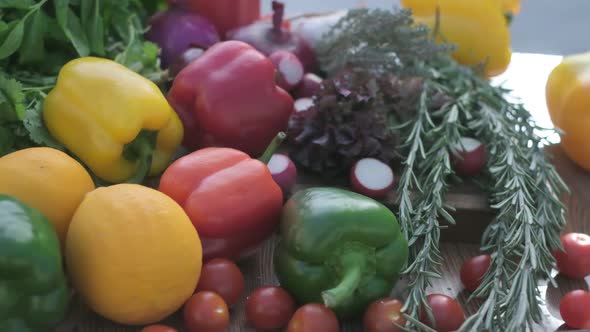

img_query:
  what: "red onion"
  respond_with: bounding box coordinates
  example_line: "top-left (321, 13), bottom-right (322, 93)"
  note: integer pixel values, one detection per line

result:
top-left (226, 1), bottom-right (317, 72)
top-left (146, 8), bottom-right (220, 68)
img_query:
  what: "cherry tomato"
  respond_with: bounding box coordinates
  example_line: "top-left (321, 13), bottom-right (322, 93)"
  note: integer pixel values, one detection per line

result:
top-left (184, 291), bottom-right (230, 332)
top-left (364, 298), bottom-right (406, 332)
top-left (286, 304), bottom-right (340, 332)
top-left (420, 294), bottom-right (465, 332)
top-left (460, 254), bottom-right (491, 292)
top-left (245, 286), bottom-right (296, 330)
top-left (560, 290), bottom-right (590, 329)
top-left (553, 233), bottom-right (590, 279)
top-left (140, 325), bottom-right (178, 332)
top-left (195, 258), bottom-right (245, 306)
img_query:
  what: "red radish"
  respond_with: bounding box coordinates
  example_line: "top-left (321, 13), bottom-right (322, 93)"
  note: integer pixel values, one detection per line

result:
top-left (450, 137), bottom-right (487, 176)
top-left (267, 153), bottom-right (297, 194)
top-left (294, 98), bottom-right (314, 113)
top-left (350, 158), bottom-right (395, 199)
top-left (293, 73), bottom-right (323, 99)
top-left (226, 1), bottom-right (317, 72)
top-left (269, 51), bottom-right (304, 91)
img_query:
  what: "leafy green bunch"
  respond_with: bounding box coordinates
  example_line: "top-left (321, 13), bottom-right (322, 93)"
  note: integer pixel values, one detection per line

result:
top-left (0, 0), bottom-right (165, 155)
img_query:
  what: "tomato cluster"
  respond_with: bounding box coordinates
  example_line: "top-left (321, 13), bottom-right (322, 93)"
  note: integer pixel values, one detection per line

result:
top-left (141, 230), bottom-right (590, 332)
top-left (554, 233), bottom-right (590, 329)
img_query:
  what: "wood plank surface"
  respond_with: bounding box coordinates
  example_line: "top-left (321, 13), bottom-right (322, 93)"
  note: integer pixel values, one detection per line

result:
top-left (55, 144), bottom-right (590, 332)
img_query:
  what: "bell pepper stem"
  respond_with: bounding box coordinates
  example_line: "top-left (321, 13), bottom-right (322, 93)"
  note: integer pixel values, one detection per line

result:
top-left (123, 131), bottom-right (157, 184)
top-left (259, 132), bottom-right (287, 164)
top-left (321, 251), bottom-right (366, 309)
top-left (126, 143), bottom-right (152, 184)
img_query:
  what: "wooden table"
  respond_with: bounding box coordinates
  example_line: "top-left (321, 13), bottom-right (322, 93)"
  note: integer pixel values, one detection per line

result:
top-left (56, 145), bottom-right (590, 332)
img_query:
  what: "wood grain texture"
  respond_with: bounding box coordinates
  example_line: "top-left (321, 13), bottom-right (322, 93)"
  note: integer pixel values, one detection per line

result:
top-left (55, 144), bottom-right (590, 332)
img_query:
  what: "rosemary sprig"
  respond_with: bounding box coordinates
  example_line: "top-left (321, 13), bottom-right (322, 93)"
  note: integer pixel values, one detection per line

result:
top-left (396, 85), bottom-right (464, 331)
top-left (459, 99), bottom-right (568, 331)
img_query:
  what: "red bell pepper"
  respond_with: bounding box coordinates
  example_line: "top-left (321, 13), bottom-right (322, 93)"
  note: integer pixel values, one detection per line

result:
top-left (158, 133), bottom-right (286, 261)
top-left (167, 40), bottom-right (294, 157)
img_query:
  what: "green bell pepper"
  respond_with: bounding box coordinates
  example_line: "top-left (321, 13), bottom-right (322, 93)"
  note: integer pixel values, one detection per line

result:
top-left (274, 187), bottom-right (409, 318)
top-left (0, 195), bottom-right (70, 332)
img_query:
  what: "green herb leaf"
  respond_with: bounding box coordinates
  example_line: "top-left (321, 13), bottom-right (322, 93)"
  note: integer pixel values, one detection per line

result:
top-left (0, 0), bottom-right (34, 9)
top-left (46, 16), bottom-right (69, 43)
top-left (0, 125), bottom-right (15, 155)
top-left (0, 74), bottom-right (25, 123)
top-left (81, 0), bottom-right (105, 55)
top-left (0, 19), bottom-right (24, 60)
top-left (18, 9), bottom-right (47, 65)
top-left (55, 0), bottom-right (90, 56)
top-left (54, 0), bottom-right (70, 28)
top-left (22, 98), bottom-right (64, 150)
top-left (112, 19), bottom-right (162, 82)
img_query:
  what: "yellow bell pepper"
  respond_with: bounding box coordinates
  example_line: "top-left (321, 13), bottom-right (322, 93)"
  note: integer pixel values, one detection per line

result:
top-left (546, 51), bottom-right (590, 171)
top-left (43, 57), bottom-right (184, 184)
top-left (401, 0), bottom-right (512, 78)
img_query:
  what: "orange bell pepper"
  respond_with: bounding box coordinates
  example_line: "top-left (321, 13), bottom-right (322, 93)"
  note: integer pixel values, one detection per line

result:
top-left (401, 0), bottom-right (512, 78)
top-left (546, 51), bottom-right (590, 171)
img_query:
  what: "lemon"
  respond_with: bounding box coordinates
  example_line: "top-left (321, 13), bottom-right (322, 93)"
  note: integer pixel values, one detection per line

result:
top-left (0, 147), bottom-right (95, 244)
top-left (66, 184), bottom-right (202, 325)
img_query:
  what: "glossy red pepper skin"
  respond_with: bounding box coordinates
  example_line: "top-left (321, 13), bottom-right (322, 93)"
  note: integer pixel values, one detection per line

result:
top-left (158, 147), bottom-right (283, 261)
top-left (167, 41), bottom-right (294, 157)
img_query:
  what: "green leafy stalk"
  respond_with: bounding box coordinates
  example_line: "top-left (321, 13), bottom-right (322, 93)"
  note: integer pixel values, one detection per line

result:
top-left (397, 80), bottom-right (467, 331)
top-left (316, 8), bottom-right (451, 78)
top-left (460, 99), bottom-right (568, 331)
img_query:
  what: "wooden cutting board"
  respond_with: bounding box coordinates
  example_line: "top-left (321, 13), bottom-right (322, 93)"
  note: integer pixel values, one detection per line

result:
top-left (55, 144), bottom-right (590, 332)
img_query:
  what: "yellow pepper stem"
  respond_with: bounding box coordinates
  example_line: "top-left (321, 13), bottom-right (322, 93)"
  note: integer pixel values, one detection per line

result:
top-left (123, 131), bottom-right (157, 184)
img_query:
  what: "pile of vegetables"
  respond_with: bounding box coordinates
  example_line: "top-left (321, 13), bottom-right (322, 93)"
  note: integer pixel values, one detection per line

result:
top-left (1, 0), bottom-right (590, 331)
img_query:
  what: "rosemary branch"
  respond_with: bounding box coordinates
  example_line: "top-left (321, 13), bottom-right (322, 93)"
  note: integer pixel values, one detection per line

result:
top-left (397, 85), bottom-right (464, 331)
top-left (459, 99), bottom-right (568, 331)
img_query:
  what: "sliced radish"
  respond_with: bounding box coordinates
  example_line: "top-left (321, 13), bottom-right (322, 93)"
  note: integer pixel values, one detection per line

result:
top-left (294, 98), bottom-right (314, 113)
top-left (292, 73), bottom-right (323, 99)
top-left (450, 137), bottom-right (487, 176)
top-left (350, 158), bottom-right (395, 199)
top-left (269, 50), bottom-right (305, 91)
top-left (267, 153), bottom-right (298, 194)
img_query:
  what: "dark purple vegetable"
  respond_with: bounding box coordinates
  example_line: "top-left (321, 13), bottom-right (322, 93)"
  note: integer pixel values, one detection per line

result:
top-left (226, 1), bottom-right (316, 72)
top-left (146, 8), bottom-right (220, 68)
